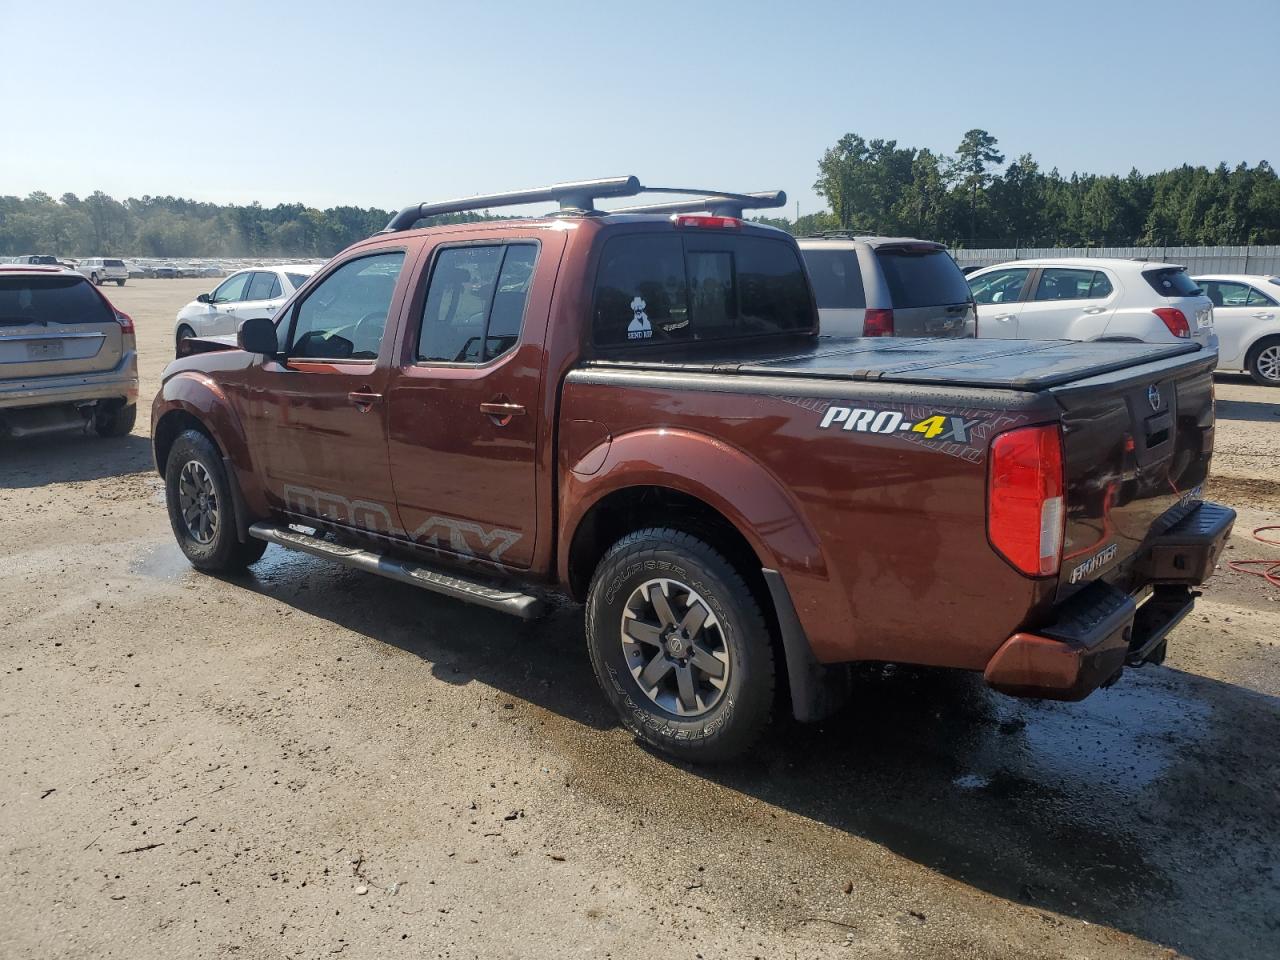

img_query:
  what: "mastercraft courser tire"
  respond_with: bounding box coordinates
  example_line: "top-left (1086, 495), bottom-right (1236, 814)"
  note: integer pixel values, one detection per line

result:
top-left (586, 528), bottom-right (775, 763)
top-left (164, 429), bottom-right (267, 572)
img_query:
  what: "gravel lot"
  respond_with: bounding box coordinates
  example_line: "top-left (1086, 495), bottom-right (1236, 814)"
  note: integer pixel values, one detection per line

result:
top-left (2, 279), bottom-right (1277, 959)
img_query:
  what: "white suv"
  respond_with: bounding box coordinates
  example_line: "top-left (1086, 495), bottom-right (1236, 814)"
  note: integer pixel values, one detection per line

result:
top-left (967, 258), bottom-right (1216, 349)
top-left (76, 257), bottom-right (129, 287)
top-left (1192, 274), bottom-right (1280, 385)
top-left (173, 264), bottom-right (321, 352)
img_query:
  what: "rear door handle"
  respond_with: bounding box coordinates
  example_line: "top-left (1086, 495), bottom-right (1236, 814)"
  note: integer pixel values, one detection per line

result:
top-left (1253, 312), bottom-right (1275, 320)
top-left (1083, 306), bottom-right (1106, 315)
top-left (348, 388), bottom-right (382, 411)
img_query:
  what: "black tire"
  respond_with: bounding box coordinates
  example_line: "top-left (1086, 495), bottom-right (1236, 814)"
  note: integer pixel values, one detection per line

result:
top-left (94, 402), bottom-right (137, 437)
top-left (90, 273), bottom-right (100, 285)
top-left (585, 528), bottom-right (775, 763)
top-left (175, 324), bottom-right (195, 355)
top-left (164, 429), bottom-right (268, 572)
top-left (1245, 337), bottom-right (1280, 387)
top-left (116, 279), bottom-right (125, 287)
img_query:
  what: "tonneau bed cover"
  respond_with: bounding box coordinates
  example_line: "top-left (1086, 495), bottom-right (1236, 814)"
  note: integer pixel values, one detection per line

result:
top-left (586, 337), bottom-right (1204, 392)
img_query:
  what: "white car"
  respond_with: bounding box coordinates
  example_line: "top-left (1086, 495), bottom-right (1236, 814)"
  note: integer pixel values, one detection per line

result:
top-left (173, 265), bottom-right (321, 352)
top-left (76, 257), bottom-right (129, 286)
top-left (1191, 274), bottom-right (1280, 386)
top-left (967, 258), bottom-right (1216, 350)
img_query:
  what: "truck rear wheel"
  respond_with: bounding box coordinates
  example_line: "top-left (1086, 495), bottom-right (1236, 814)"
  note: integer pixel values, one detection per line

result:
top-left (585, 528), bottom-right (775, 763)
top-left (164, 429), bottom-right (267, 572)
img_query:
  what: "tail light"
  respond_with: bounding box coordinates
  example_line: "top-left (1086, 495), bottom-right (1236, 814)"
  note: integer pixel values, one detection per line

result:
top-left (672, 214), bottom-right (742, 230)
top-left (115, 309), bottom-right (135, 335)
top-left (988, 424), bottom-right (1065, 577)
top-left (863, 308), bottom-right (894, 337)
top-left (1153, 307), bottom-right (1190, 338)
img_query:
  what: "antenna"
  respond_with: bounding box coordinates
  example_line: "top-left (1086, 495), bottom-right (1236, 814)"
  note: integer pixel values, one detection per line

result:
top-left (611, 190), bottom-right (787, 218)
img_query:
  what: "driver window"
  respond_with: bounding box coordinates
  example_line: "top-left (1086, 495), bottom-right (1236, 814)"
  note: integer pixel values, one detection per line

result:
top-left (212, 272), bottom-right (251, 303)
top-left (289, 252), bottom-right (405, 361)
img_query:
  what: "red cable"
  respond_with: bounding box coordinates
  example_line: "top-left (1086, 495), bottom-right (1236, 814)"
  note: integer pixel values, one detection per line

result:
top-left (1227, 525), bottom-right (1280, 588)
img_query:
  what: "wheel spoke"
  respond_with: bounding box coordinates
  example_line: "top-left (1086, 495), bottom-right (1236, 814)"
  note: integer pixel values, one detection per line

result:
top-left (689, 643), bottom-right (726, 680)
top-left (623, 617), bottom-right (664, 647)
top-left (675, 663), bottom-right (699, 713)
top-left (649, 583), bottom-right (677, 627)
top-left (679, 600), bottom-right (710, 638)
top-left (637, 651), bottom-right (674, 690)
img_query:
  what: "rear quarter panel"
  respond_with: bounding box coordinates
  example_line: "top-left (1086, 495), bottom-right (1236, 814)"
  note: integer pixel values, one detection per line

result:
top-left (559, 369), bottom-right (1061, 670)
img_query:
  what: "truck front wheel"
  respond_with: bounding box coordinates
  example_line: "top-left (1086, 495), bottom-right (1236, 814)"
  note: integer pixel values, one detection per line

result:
top-left (164, 429), bottom-right (267, 572)
top-left (585, 528), bottom-right (775, 763)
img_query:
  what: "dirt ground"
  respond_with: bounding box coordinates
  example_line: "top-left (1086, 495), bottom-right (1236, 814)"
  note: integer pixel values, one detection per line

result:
top-left (2, 278), bottom-right (1277, 960)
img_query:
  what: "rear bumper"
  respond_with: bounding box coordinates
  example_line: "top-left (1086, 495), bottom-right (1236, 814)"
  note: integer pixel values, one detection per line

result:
top-left (985, 500), bottom-right (1235, 700)
top-left (0, 352), bottom-right (139, 411)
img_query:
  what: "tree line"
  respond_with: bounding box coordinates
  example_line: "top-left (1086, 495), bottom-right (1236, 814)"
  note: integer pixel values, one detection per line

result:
top-left (4, 130), bottom-right (1280, 257)
top-left (759, 129), bottom-right (1280, 247)
top-left (0, 192), bottom-right (484, 259)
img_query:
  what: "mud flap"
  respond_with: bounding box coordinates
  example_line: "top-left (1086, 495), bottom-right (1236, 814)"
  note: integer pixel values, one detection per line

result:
top-left (762, 568), bottom-right (851, 723)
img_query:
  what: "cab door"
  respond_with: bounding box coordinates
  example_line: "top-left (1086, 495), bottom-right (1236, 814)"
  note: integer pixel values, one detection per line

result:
top-left (243, 249), bottom-right (412, 535)
top-left (385, 231), bottom-right (564, 571)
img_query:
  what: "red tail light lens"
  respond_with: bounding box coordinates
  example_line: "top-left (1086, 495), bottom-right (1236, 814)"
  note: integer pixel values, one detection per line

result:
top-left (672, 214), bottom-right (742, 230)
top-left (863, 308), bottom-right (894, 337)
top-left (115, 310), bottom-right (135, 335)
top-left (988, 424), bottom-right (1065, 577)
top-left (1153, 307), bottom-right (1190, 338)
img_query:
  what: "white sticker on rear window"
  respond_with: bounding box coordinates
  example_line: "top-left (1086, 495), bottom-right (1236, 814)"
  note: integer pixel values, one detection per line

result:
top-left (627, 296), bottom-right (652, 340)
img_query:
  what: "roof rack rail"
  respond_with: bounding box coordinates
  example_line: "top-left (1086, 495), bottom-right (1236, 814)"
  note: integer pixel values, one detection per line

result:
top-left (803, 229), bottom-right (873, 239)
top-left (381, 179), bottom-right (787, 232)
top-left (611, 190), bottom-right (787, 218)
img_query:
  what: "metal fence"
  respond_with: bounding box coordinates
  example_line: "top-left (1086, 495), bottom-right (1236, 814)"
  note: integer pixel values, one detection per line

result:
top-left (948, 245), bottom-right (1280, 275)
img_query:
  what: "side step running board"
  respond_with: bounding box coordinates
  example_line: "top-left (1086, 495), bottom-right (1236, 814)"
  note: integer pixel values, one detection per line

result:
top-left (248, 522), bottom-right (547, 620)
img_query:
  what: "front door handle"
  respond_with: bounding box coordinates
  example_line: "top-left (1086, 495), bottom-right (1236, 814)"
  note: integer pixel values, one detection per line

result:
top-left (1083, 306), bottom-right (1106, 315)
top-left (480, 399), bottom-right (526, 425)
top-left (348, 388), bottom-right (382, 411)
top-left (991, 313), bottom-right (1014, 322)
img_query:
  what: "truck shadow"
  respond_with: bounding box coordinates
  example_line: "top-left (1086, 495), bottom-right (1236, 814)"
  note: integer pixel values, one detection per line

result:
top-left (229, 548), bottom-right (1278, 959)
top-left (1213, 397), bottom-right (1280, 423)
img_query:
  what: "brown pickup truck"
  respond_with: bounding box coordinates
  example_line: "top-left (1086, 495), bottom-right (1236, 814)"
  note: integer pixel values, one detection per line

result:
top-left (151, 177), bottom-right (1235, 762)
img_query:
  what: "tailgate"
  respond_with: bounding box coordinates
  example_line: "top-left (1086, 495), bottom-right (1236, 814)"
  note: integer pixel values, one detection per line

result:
top-left (1051, 349), bottom-right (1217, 600)
top-left (0, 274), bottom-right (124, 380)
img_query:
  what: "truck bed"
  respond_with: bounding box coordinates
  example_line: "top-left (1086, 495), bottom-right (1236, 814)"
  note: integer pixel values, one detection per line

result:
top-left (585, 336), bottom-right (1202, 392)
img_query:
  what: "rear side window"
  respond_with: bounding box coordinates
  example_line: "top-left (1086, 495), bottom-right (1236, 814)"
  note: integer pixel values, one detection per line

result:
top-left (593, 233), bottom-right (813, 347)
top-left (875, 247), bottom-right (971, 308)
top-left (1033, 268), bottom-right (1113, 301)
top-left (246, 272), bottom-right (281, 301)
top-left (285, 272), bottom-right (312, 290)
top-left (104, 259), bottom-right (125, 267)
top-left (1143, 267), bottom-right (1201, 297)
top-left (0, 275), bottom-right (111, 326)
top-left (800, 248), bottom-right (866, 309)
top-left (1247, 286), bottom-right (1277, 306)
top-left (418, 243), bottom-right (538, 364)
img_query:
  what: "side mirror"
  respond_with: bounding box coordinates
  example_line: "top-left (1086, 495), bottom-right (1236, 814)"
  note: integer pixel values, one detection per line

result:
top-left (237, 316), bottom-right (279, 356)
top-left (196, 293), bottom-right (212, 304)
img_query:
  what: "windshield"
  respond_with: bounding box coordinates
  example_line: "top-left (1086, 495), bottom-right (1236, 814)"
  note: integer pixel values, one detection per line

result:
top-left (0, 275), bottom-right (112, 326)
top-left (875, 247), bottom-right (972, 308)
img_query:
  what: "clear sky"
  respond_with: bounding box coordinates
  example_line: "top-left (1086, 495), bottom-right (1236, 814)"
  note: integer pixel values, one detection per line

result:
top-left (3, 0), bottom-right (1277, 217)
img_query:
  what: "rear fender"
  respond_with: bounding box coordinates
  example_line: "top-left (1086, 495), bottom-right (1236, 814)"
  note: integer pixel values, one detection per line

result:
top-left (152, 371), bottom-right (268, 517)
top-left (558, 426), bottom-right (829, 592)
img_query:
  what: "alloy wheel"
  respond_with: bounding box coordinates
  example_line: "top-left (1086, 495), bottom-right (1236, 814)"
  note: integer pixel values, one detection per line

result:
top-left (177, 460), bottom-right (219, 545)
top-left (1257, 345), bottom-right (1280, 382)
top-left (620, 578), bottom-right (730, 717)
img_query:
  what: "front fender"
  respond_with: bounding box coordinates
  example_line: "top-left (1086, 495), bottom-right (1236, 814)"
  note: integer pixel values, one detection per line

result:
top-left (151, 371), bottom-right (268, 517)
top-left (558, 426), bottom-right (831, 610)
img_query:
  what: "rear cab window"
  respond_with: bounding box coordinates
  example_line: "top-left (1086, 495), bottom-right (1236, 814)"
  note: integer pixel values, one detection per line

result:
top-left (874, 245), bottom-right (971, 308)
top-left (593, 231), bottom-right (814, 348)
top-left (1143, 267), bottom-right (1201, 298)
top-left (0, 275), bottom-right (112, 326)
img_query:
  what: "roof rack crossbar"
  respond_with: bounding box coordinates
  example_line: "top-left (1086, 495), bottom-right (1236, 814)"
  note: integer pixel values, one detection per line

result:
top-left (611, 190), bottom-right (787, 218)
top-left (382, 176), bottom-right (645, 231)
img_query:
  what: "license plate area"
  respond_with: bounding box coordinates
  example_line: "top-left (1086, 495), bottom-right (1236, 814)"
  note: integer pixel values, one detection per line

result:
top-left (26, 340), bottom-right (66, 360)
